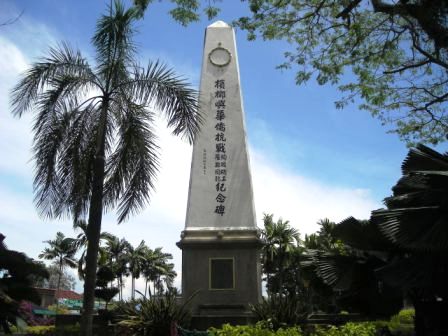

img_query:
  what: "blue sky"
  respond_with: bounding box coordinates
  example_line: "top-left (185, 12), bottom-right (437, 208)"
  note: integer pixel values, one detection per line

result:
top-left (0, 0), bottom-right (434, 294)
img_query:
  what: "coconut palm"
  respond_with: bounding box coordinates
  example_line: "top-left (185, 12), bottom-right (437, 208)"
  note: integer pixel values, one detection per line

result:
top-left (38, 232), bottom-right (77, 307)
top-left (10, 1), bottom-right (199, 333)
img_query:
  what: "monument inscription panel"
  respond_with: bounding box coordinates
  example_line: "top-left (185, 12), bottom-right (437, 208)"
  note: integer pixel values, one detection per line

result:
top-left (210, 258), bottom-right (234, 290)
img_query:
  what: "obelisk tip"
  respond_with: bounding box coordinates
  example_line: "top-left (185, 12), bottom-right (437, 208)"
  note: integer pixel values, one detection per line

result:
top-left (208, 20), bottom-right (230, 28)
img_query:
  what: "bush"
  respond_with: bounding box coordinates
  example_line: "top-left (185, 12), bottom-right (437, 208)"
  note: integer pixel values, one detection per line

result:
top-left (395, 309), bottom-right (414, 325)
top-left (18, 301), bottom-right (54, 326)
top-left (310, 323), bottom-right (376, 336)
top-left (47, 304), bottom-right (70, 315)
top-left (208, 323), bottom-right (302, 336)
top-left (386, 309), bottom-right (414, 336)
top-left (114, 293), bottom-right (191, 336)
top-left (251, 295), bottom-right (306, 330)
top-left (25, 325), bottom-right (55, 335)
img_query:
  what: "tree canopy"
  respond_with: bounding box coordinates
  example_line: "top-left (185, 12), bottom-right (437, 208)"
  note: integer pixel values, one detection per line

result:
top-left (136, 0), bottom-right (448, 145)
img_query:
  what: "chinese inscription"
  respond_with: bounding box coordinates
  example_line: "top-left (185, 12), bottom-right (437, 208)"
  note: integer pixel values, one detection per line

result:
top-left (214, 79), bottom-right (227, 216)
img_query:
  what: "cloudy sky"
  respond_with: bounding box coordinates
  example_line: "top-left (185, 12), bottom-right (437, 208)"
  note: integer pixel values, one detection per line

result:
top-left (0, 0), bottom-right (432, 295)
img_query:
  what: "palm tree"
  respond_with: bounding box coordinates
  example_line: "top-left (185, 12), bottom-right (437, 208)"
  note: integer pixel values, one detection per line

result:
top-left (11, 1), bottom-right (199, 333)
top-left (73, 220), bottom-right (113, 280)
top-left (261, 214), bottom-right (300, 296)
top-left (38, 232), bottom-right (77, 307)
top-left (371, 144), bottom-right (448, 335)
top-left (127, 240), bottom-right (147, 299)
top-left (104, 235), bottom-right (130, 300)
top-left (141, 247), bottom-right (176, 298)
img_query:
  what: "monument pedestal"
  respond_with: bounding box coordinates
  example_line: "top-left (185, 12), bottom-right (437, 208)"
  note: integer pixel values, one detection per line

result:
top-left (177, 230), bottom-right (262, 329)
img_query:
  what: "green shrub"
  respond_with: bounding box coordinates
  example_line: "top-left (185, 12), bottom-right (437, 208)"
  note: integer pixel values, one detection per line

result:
top-left (385, 309), bottom-right (414, 336)
top-left (25, 325), bottom-right (55, 335)
top-left (307, 323), bottom-right (376, 336)
top-left (208, 323), bottom-right (302, 336)
top-left (115, 293), bottom-right (191, 336)
top-left (396, 309), bottom-right (414, 325)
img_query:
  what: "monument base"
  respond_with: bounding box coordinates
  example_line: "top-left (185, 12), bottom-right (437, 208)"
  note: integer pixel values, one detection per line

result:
top-left (190, 313), bottom-right (257, 330)
top-left (177, 229), bottom-right (262, 329)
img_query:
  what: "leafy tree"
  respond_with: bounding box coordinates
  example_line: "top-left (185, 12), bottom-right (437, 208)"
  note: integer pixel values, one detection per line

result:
top-left (0, 234), bottom-right (49, 334)
top-left (132, 0), bottom-right (220, 24)
top-left (94, 265), bottom-right (119, 310)
top-left (134, 0), bottom-right (448, 145)
top-left (234, 0), bottom-right (448, 145)
top-left (32, 264), bottom-right (76, 291)
top-left (10, 1), bottom-right (199, 334)
top-left (38, 232), bottom-right (77, 307)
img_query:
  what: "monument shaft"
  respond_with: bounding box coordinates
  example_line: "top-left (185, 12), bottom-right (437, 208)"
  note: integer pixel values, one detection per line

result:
top-left (177, 21), bottom-right (262, 329)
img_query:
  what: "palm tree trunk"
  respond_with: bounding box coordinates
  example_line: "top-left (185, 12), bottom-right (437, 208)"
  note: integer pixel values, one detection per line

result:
top-left (56, 261), bottom-right (63, 309)
top-left (80, 102), bottom-right (108, 336)
top-left (131, 276), bottom-right (135, 299)
top-left (144, 278), bottom-right (148, 298)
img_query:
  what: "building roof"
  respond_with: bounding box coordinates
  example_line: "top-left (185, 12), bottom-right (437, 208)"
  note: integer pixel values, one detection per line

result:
top-left (34, 287), bottom-right (83, 300)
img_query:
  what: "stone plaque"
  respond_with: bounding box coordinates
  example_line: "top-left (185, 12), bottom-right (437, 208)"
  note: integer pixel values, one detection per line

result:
top-left (210, 258), bottom-right (234, 290)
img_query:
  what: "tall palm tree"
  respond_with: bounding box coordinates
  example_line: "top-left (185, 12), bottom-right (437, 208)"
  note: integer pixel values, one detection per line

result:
top-left (142, 247), bottom-right (176, 298)
top-left (11, 1), bottom-right (199, 334)
top-left (104, 235), bottom-right (130, 300)
top-left (127, 240), bottom-right (148, 299)
top-left (38, 232), bottom-right (77, 307)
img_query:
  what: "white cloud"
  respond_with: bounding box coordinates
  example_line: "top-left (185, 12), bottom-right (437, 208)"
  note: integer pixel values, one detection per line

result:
top-left (250, 149), bottom-right (381, 235)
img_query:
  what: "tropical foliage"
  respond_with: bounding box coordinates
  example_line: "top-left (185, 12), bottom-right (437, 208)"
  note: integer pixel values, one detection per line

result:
top-left (0, 234), bottom-right (49, 333)
top-left (371, 144), bottom-right (448, 334)
top-left (38, 232), bottom-right (77, 306)
top-left (11, 0), bottom-right (200, 333)
top-left (115, 293), bottom-right (190, 336)
top-left (303, 217), bottom-right (403, 317)
top-left (251, 295), bottom-right (306, 330)
top-left (261, 214), bottom-right (300, 297)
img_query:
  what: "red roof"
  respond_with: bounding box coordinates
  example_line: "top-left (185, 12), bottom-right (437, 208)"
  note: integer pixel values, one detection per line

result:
top-left (34, 287), bottom-right (83, 300)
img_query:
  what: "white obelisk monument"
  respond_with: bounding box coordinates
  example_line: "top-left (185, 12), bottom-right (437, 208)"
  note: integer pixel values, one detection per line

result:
top-left (177, 21), bottom-right (262, 329)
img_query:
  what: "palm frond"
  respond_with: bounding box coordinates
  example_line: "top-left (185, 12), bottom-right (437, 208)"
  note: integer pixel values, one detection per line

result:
top-left (121, 61), bottom-right (200, 143)
top-left (104, 98), bottom-right (159, 223)
top-left (401, 144), bottom-right (448, 174)
top-left (11, 42), bottom-right (96, 117)
top-left (93, 0), bottom-right (137, 80)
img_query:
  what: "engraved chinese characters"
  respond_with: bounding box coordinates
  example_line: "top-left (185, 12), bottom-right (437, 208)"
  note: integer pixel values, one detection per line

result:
top-left (214, 79), bottom-right (227, 216)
